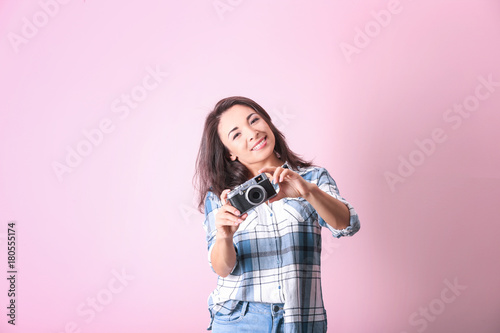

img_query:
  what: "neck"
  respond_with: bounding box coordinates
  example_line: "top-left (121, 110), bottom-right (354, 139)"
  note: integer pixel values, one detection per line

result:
top-left (248, 154), bottom-right (284, 178)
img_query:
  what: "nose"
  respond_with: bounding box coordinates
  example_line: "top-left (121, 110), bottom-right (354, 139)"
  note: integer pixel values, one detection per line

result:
top-left (248, 128), bottom-right (260, 141)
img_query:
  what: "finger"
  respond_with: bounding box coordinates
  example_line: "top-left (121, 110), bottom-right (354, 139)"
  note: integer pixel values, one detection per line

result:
top-left (234, 213), bottom-right (248, 222)
top-left (227, 209), bottom-right (248, 223)
top-left (279, 169), bottom-right (291, 183)
top-left (222, 204), bottom-right (241, 217)
top-left (225, 212), bottom-right (244, 225)
top-left (220, 189), bottom-right (231, 205)
top-left (217, 214), bottom-right (242, 226)
top-left (273, 167), bottom-right (282, 184)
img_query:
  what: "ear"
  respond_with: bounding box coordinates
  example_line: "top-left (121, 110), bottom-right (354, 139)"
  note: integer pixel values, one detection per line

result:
top-left (230, 154), bottom-right (238, 161)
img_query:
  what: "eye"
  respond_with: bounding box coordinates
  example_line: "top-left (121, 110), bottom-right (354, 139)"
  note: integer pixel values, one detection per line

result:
top-left (250, 117), bottom-right (259, 124)
top-left (232, 133), bottom-right (240, 140)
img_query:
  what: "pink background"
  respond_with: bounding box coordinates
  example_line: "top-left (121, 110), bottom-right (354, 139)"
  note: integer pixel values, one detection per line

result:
top-left (1, 0), bottom-right (500, 332)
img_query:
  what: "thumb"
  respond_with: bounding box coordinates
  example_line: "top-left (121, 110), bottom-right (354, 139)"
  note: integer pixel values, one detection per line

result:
top-left (220, 189), bottom-right (231, 205)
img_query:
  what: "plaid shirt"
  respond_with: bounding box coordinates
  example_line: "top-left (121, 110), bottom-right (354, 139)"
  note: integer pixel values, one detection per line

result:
top-left (203, 163), bottom-right (360, 332)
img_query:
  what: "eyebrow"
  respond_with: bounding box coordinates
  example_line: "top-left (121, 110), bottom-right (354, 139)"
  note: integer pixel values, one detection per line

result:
top-left (227, 113), bottom-right (257, 139)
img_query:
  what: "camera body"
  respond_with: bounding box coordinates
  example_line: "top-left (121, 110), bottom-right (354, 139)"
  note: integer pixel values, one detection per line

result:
top-left (227, 173), bottom-right (277, 215)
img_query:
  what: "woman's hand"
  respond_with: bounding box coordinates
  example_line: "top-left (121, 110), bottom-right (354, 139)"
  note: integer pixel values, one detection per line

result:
top-left (260, 166), bottom-right (351, 230)
top-left (258, 166), bottom-right (314, 202)
top-left (214, 189), bottom-right (248, 240)
top-left (211, 190), bottom-right (248, 277)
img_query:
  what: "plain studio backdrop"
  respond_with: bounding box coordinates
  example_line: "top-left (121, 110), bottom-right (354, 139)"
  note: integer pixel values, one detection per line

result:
top-left (1, 1), bottom-right (500, 332)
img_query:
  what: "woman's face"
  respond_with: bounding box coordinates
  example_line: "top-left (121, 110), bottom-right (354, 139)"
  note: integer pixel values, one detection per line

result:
top-left (218, 104), bottom-right (279, 174)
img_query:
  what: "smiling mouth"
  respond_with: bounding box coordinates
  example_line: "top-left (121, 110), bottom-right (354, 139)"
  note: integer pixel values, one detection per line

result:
top-left (251, 136), bottom-right (267, 151)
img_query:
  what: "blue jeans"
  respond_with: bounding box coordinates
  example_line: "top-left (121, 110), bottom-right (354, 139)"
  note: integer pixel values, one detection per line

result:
top-left (211, 301), bottom-right (285, 332)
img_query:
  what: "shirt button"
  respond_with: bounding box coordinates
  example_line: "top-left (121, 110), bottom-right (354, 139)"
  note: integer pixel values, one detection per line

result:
top-left (273, 305), bottom-right (280, 312)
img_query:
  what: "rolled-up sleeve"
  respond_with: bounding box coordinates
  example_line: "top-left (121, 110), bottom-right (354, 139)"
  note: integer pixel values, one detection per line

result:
top-left (315, 168), bottom-right (361, 238)
top-left (203, 191), bottom-right (239, 274)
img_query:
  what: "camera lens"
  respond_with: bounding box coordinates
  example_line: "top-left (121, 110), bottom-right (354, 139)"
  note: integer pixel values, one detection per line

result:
top-left (250, 190), bottom-right (262, 201)
top-left (245, 185), bottom-right (266, 205)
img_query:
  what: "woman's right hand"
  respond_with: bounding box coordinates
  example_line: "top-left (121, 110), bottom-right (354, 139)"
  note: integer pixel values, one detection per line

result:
top-left (215, 189), bottom-right (248, 239)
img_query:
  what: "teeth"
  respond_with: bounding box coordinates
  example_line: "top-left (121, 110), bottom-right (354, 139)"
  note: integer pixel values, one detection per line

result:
top-left (252, 138), bottom-right (266, 151)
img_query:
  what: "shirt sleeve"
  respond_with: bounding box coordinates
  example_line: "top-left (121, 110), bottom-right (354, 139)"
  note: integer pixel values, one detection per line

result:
top-left (315, 168), bottom-right (361, 238)
top-left (202, 191), bottom-right (238, 274)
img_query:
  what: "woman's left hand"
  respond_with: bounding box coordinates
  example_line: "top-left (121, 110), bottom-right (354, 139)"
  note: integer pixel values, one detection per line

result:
top-left (258, 166), bottom-right (313, 203)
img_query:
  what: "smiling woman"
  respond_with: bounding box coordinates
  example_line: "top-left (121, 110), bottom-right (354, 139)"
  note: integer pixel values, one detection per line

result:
top-left (217, 104), bottom-right (282, 176)
top-left (193, 96), bottom-right (361, 332)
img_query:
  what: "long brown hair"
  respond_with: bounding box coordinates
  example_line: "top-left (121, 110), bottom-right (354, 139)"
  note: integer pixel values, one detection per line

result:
top-left (193, 96), bottom-right (314, 213)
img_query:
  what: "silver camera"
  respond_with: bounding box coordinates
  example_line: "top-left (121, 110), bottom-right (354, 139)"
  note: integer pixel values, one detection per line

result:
top-left (227, 173), bottom-right (277, 215)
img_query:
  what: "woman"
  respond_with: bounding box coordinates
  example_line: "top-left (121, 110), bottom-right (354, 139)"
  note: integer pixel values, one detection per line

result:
top-left (194, 96), bottom-right (360, 332)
